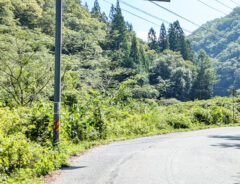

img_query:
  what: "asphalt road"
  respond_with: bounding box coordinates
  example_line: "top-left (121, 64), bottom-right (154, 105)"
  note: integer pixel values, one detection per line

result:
top-left (52, 127), bottom-right (240, 184)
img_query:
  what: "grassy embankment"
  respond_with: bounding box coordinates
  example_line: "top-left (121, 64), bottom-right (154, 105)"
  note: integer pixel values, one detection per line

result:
top-left (0, 96), bottom-right (239, 183)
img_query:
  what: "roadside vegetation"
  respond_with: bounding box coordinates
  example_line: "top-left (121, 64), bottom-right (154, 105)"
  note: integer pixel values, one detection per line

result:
top-left (0, 0), bottom-right (239, 183)
top-left (0, 94), bottom-right (239, 183)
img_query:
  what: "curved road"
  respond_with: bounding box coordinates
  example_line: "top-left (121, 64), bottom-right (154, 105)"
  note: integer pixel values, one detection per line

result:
top-left (52, 127), bottom-right (240, 184)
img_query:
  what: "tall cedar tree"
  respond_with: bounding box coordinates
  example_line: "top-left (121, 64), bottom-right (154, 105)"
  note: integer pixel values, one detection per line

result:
top-left (109, 0), bottom-right (128, 50)
top-left (139, 46), bottom-right (150, 72)
top-left (174, 21), bottom-right (187, 59)
top-left (128, 34), bottom-right (140, 69)
top-left (148, 27), bottom-right (158, 51)
top-left (191, 50), bottom-right (216, 100)
top-left (168, 23), bottom-right (178, 51)
top-left (158, 23), bottom-right (169, 52)
top-left (84, 2), bottom-right (89, 10)
top-left (109, 4), bottom-right (115, 21)
top-left (168, 21), bottom-right (194, 61)
top-left (91, 0), bottom-right (106, 22)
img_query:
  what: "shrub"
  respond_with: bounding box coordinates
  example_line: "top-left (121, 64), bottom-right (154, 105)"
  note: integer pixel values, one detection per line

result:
top-left (166, 114), bottom-right (191, 129)
top-left (193, 107), bottom-right (213, 125)
top-left (0, 133), bottom-right (33, 174)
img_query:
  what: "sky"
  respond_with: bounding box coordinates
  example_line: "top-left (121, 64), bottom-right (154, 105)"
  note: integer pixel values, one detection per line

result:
top-left (83, 0), bottom-right (240, 41)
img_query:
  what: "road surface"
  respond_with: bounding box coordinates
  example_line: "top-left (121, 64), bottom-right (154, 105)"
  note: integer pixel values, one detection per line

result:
top-left (52, 127), bottom-right (240, 184)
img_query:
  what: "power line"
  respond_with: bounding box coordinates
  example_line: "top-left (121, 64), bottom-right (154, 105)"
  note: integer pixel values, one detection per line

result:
top-left (228, 0), bottom-right (240, 6)
top-left (102, 0), bottom-right (162, 27)
top-left (119, 0), bottom-right (171, 25)
top-left (116, 0), bottom-right (192, 33)
top-left (149, 1), bottom-right (201, 27)
top-left (197, 0), bottom-right (227, 15)
top-left (214, 0), bottom-right (233, 10)
top-left (149, 1), bottom-right (240, 44)
top-left (102, 0), bottom-right (239, 45)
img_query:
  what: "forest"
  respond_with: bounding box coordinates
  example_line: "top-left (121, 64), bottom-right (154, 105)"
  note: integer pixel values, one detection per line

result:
top-left (189, 7), bottom-right (240, 96)
top-left (0, 0), bottom-right (239, 183)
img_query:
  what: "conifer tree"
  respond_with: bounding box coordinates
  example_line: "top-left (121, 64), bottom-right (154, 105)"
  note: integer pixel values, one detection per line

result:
top-left (91, 0), bottom-right (101, 13)
top-left (129, 34), bottom-right (140, 68)
top-left (126, 22), bottom-right (133, 31)
top-left (185, 40), bottom-right (194, 61)
top-left (148, 27), bottom-right (158, 51)
top-left (168, 23), bottom-right (178, 51)
top-left (158, 23), bottom-right (169, 52)
top-left (139, 46), bottom-right (150, 72)
top-left (109, 4), bottom-right (115, 21)
top-left (191, 50), bottom-right (216, 99)
top-left (110, 0), bottom-right (128, 50)
top-left (84, 2), bottom-right (89, 10)
top-left (174, 21), bottom-right (187, 59)
top-left (91, 0), bottom-right (106, 22)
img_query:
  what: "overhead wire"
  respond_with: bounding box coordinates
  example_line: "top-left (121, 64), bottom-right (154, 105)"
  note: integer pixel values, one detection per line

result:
top-left (102, 0), bottom-right (193, 33)
top-left (196, 0), bottom-right (227, 15)
top-left (228, 0), bottom-right (240, 6)
top-left (100, 0), bottom-right (239, 45)
top-left (214, 0), bottom-right (233, 10)
top-left (102, 0), bottom-right (162, 27)
top-left (118, 0), bottom-right (192, 33)
top-left (149, 0), bottom-right (240, 44)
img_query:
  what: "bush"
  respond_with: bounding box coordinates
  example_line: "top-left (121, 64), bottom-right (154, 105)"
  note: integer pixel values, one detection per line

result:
top-left (0, 133), bottom-right (33, 174)
top-left (132, 85), bottom-right (159, 99)
top-left (193, 107), bottom-right (213, 125)
top-left (166, 114), bottom-right (191, 129)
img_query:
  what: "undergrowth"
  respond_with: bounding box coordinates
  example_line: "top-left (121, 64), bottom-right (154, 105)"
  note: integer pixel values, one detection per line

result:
top-left (0, 95), bottom-right (239, 183)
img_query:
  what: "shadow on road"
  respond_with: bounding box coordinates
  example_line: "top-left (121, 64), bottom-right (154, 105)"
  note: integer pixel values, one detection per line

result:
top-left (62, 166), bottom-right (87, 170)
top-left (209, 135), bottom-right (240, 149)
top-left (209, 135), bottom-right (240, 141)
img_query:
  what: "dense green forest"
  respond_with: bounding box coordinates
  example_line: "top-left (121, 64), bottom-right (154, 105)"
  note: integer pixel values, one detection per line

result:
top-left (0, 0), bottom-right (238, 183)
top-left (0, 0), bottom-right (216, 104)
top-left (189, 7), bottom-right (240, 96)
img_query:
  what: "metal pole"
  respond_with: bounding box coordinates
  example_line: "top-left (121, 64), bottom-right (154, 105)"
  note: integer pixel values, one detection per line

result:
top-left (53, 0), bottom-right (62, 146)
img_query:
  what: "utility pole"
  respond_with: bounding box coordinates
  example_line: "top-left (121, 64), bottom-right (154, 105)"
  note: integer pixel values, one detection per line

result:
top-left (53, 0), bottom-right (62, 146)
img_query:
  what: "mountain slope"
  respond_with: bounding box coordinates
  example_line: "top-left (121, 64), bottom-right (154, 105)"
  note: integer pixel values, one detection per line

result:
top-left (189, 7), bottom-right (240, 96)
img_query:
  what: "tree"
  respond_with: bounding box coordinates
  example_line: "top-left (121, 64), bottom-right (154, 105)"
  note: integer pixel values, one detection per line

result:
top-left (91, 0), bottom-right (106, 22)
top-left (0, 29), bottom-right (53, 106)
top-left (39, 0), bottom-right (55, 35)
top-left (0, 0), bottom-right (15, 26)
top-left (91, 0), bottom-right (101, 13)
top-left (184, 39), bottom-right (194, 61)
top-left (158, 23), bottom-right (169, 52)
top-left (108, 0), bottom-right (128, 51)
top-left (168, 23), bottom-right (178, 51)
top-left (126, 22), bottom-right (133, 31)
top-left (148, 27), bottom-right (158, 51)
top-left (169, 67), bottom-right (192, 100)
top-left (109, 4), bottom-right (115, 21)
top-left (11, 0), bottom-right (42, 29)
top-left (191, 50), bottom-right (216, 100)
top-left (128, 34), bottom-right (140, 69)
top-left (84, 2), bottom-right (89, 10)
top-left (139, 46), bottom-right (150, 72)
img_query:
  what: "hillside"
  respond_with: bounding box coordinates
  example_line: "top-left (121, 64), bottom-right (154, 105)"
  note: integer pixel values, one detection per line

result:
top-left (189, 7), bottom-right (240, 96)
top-left (0, 0), bottom-right (227, 183)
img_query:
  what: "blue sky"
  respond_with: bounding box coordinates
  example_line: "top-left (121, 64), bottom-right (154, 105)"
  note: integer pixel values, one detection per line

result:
top-left (83, 0), bottom-right (239, 40)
